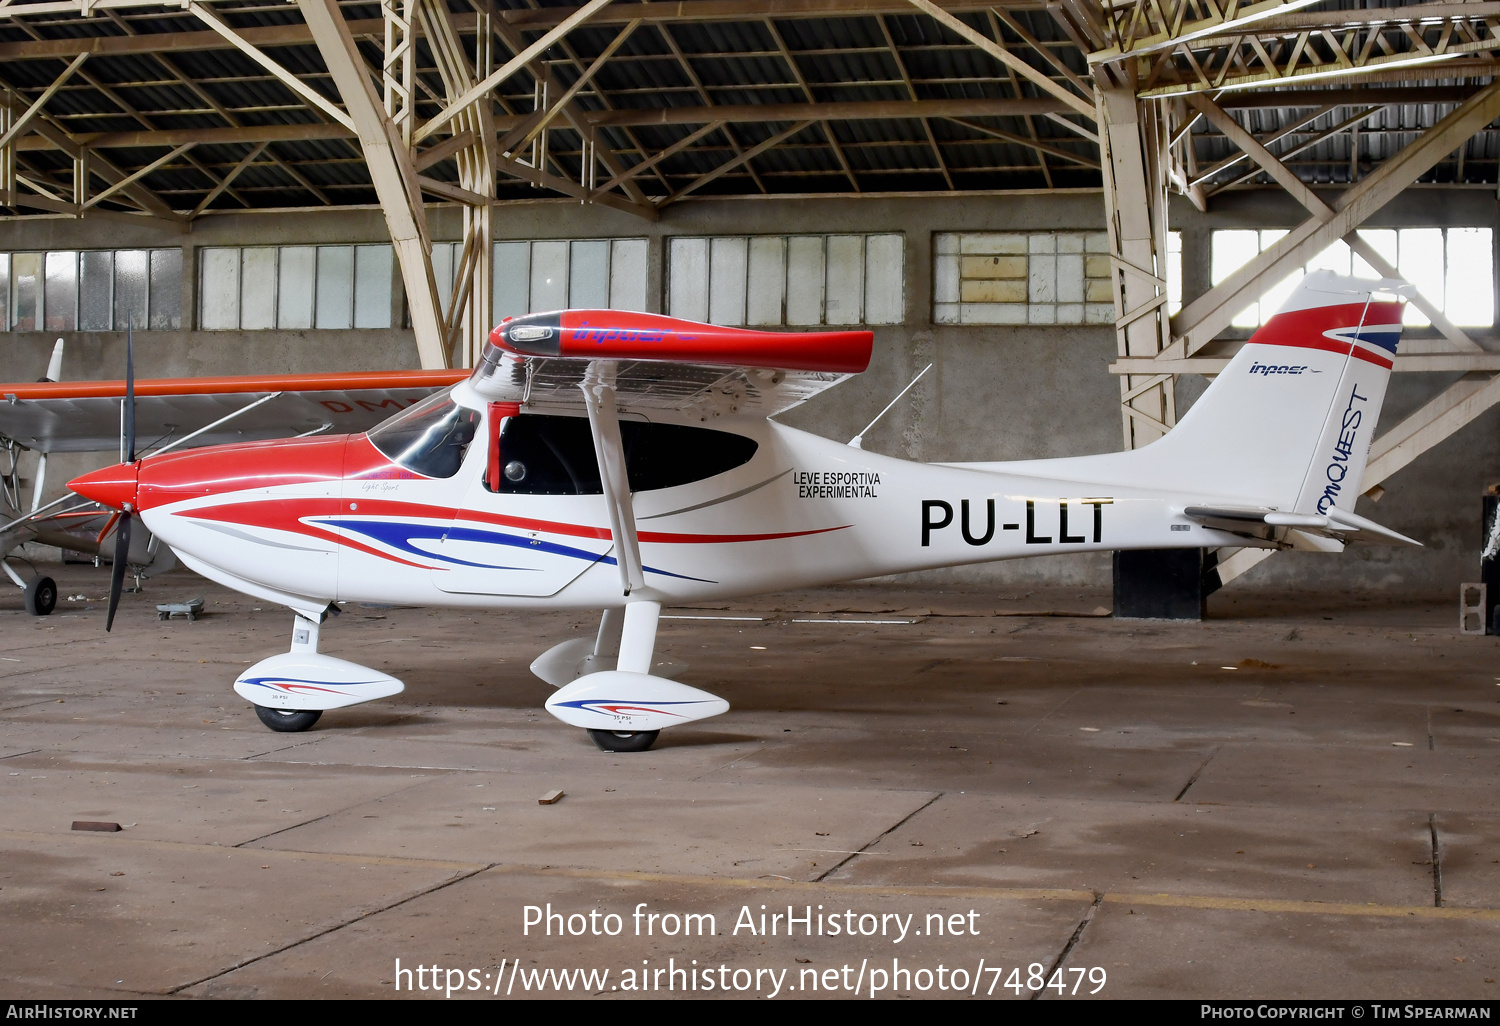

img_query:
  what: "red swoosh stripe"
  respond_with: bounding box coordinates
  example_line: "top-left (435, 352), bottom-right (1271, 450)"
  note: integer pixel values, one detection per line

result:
top-left (177, 496), bottom-right (850, 569)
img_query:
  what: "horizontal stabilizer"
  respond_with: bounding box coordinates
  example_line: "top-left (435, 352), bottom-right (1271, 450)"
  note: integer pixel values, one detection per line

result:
top-left (1183, 505), bottom-right (1420, 547)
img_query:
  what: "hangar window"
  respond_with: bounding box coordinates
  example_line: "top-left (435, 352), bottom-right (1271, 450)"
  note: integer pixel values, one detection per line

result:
top-left (465, 238), bottom-right (648, 322)
top-left (666, 234), bottom-right (904, 327)
top-left (485, 415), bottom-right (759, 495)
top-left (932, 231), bottom-right (1182, 326)
top-left (1211, 228), bottom-right (1494, 328)
top-left (198, 244), bottom-right (393, 330)
top-left (0, 248), bottom-right (181, 332)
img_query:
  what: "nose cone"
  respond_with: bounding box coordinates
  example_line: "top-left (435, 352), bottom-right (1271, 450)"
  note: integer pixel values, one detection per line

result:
top-left (69, 462), bottom-right (139, 511)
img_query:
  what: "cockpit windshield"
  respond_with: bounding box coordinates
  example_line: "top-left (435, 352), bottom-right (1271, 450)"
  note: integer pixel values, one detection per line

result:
top-left (366, 391), bottom-right (480, 479)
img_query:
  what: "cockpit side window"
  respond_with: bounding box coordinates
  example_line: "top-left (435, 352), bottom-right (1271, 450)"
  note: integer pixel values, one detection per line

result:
top-left (485, 414), bottom-right (758, 495)
top-left (367, 392), bottom-right (480, 479)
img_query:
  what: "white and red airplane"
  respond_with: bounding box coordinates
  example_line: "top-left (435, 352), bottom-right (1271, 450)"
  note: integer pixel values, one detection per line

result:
top-left (66, 270), bottom-right (1417, 752)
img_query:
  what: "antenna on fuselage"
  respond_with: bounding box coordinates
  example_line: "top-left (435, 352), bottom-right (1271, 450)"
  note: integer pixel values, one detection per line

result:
top-left (847, 362), bottom-right (933, 450)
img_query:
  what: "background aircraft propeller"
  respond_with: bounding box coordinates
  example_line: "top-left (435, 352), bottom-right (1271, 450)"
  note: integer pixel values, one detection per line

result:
top-left (105, 326), bottom-right (135, 632)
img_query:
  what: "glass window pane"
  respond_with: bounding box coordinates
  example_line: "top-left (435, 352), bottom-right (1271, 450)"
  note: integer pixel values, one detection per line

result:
top-left (668, 237), bottom-right (708, 321)
top-left (1399, 228), bottom-right (1443, 327)
top-left (569, 239), bottom-right (609, 309)
top-left (353, 245), bottom-right (393, 329)
top-left (1307, 239), bottom-right (1350, 276)
top-left (1446, 227), bottom-right (1493, 327)
top-left (747, 236), bottom-right (786, 326)
top-left (112, 250), bottom-right (147, 330)
top-left (609, 238), bottom-right (648, 311)
top-left (240, 248), bottom-right (277, 330)
top-left (1212, 230), bottom-right (1260, 327)
top-left (1166, 231), bottom-right (1182, 316)
top-left (431, 242), bottom-right (455, 318)
top-left (0, 254), bottom-right (10, 331)
top-left (1261, 268), bottom-right (1303, 323)
top-left (785, 236), bottom-right (824, 325)
top-left (13, 253), bottom-right (39, 332)
top-left (44, 251), bottom-right (77, 331)
top-left (493, 241), bottom-right (530, 318)
top-left (824, 235), bottom-right (863, 325)
top-left (79, 251), bottom-right (112, 331)
top-left (277, 246), bottom-right (315, 329)
top-left (863, 234), bottom-right (903, 325)
top-left (530, 240), bottom-right (568, 312)
top-left (149, 249), bottom-right (182, 330)
top-left (315, 245), bottom-right (354, 329)
top-left (1353, 229), bottom-right (1397, 278)
top-left (708, 236), bottom-right (748, 326)
top-left (198, 248), bottom-right (240, 330)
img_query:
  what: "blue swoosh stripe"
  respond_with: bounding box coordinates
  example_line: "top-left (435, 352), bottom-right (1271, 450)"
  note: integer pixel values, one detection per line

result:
top-left (240, 675), bottom-right (384, 689)
top-left (1334, 327), bottom-right (1401, 354)
top-left (318, 517), bottom-right (715, 582)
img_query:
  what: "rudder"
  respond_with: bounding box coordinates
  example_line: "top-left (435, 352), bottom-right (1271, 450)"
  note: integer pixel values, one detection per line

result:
top-left (1133, 270), bottom-right (1406, 510)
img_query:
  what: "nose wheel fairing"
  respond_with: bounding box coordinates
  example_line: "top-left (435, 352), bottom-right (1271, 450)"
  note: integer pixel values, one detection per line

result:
top-left (235, 613), bottom-right (404, 718)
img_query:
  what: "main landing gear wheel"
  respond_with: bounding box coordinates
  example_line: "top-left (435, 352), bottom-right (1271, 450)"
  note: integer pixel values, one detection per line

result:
top-left (587, 729), bottom-right (659, 753)
top-left (254, 705), bottom-right (322, 733)
top-left (23, 575), bottom-right (56, 617)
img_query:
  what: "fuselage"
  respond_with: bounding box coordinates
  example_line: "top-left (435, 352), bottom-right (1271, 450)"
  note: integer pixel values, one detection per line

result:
top-left (104, 394), bottom-right (1255, 615)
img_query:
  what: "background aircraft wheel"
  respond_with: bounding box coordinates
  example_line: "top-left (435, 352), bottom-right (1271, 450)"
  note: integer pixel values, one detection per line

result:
top-left (254, 705), bottom-right (322, 732)
top-left (23, 575), bottom-right (56, 616)
top-left (587, 729), bottom-right (659, 753)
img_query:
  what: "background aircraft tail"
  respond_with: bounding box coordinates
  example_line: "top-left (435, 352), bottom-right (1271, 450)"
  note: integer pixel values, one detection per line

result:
top-left (1123, 270), bottom-right (1407, 512)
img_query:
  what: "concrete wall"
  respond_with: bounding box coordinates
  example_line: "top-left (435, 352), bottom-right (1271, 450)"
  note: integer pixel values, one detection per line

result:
top-left (1, 186), bottom-right (1494, 597)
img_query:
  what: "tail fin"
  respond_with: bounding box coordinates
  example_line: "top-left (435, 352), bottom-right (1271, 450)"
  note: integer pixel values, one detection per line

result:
top-left (1139, 270), bottom-right (1407, 511)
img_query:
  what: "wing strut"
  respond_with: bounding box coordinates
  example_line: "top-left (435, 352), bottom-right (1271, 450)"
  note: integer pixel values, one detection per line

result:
top-left (580, 363), bottom-right (645, 596)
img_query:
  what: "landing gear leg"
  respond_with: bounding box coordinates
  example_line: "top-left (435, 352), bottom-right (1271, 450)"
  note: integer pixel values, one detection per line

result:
top-left (585, 600), bottom-right (662, 753)
top-left (587, 606), bottom-right (624, 674)
top-left (248, 612), bottom-right (324, 733)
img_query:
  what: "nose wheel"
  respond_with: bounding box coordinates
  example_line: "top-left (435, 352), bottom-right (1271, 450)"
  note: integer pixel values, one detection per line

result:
top-left (587, 729), bottom-right (659, 753)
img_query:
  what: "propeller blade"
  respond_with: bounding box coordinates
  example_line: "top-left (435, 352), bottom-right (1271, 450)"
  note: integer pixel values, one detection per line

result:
top-left (124, 323), bottom-right (136, 464)
top-left (105, 511), bottom-right (131, 632)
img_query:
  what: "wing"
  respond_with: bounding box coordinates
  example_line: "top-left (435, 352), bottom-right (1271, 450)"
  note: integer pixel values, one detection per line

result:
top-left (467, 310), bottom-right (874, 599)
top-left (0, 370), bottom-right (467, 453)
top-left (472, 309), bottom-right (872, 418)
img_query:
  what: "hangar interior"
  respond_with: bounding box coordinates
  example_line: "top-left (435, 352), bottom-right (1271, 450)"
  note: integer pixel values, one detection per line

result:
top-left (1, 0), bottom-right (1499, 1000)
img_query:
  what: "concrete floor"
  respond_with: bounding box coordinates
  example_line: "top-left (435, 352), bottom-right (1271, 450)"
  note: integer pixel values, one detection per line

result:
top-left (1, 565), bottom-right (1498, 1000)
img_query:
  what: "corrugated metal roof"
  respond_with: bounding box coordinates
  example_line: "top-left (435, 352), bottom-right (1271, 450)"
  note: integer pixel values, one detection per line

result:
top-left (0, 0), bottom-right (1489, 215)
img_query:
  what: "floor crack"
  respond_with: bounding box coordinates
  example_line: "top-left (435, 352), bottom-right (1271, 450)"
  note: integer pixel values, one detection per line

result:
top-left (166, 863), bottom-right (495, 995)
top-left (1030, 892), bottom-right (1103, 1000)
top-left (234, 776), bottom-right (438, 848)
top-left (813, 791), bottom-right (943, 883)
top-left (1173, 746), bottom-right (1219, 803)
top-left (1430, 812), bottom-right (1444, 908)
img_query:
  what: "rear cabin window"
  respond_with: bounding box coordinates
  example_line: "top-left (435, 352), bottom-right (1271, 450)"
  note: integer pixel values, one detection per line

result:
top-left (490, 414), bottom-right (758, 495)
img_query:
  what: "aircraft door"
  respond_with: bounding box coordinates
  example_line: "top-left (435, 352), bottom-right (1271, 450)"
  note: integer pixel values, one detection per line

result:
top-left (432, 404), bottom-right (613, 597)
